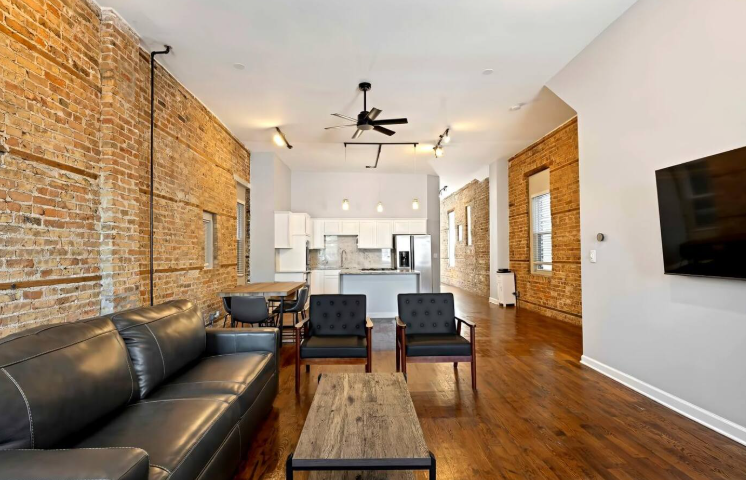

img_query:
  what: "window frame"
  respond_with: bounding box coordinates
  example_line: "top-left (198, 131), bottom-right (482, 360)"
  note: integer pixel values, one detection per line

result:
top-left (203, 211), bottom-right (215, 270)
top-left (236, 200), bottom-right (245, 277)
top-left (529, 189), bottom-right (552, 275)
top-left (466, 205), bottom-right (473, 246)
top-left (447, 210), bottom-right (456, 267)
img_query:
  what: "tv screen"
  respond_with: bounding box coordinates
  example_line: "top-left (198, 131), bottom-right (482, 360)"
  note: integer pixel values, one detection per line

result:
top-left (655, 145), bottom-right (746, 280)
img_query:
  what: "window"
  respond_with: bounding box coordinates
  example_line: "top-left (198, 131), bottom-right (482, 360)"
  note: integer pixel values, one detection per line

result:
top-left (236, 201), bottom-right (245, 276)
top-left (529, 169), bottom-right (552, 273)
top-left (466, 205), bottom-right (473, 246)
top-left (203, 211), bottom-right (215, 269)
top-left (448, 210), bottom-right (456, 267)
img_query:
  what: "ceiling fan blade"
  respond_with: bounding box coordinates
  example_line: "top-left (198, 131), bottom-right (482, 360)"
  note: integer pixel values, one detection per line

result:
top-left (373, 125), bottom-right (395, 136)
top-left (324, 124), bottom-right (356, 130)
top-left (371, 118), bottom-right (408, 126)
top-left (367, 108), bottom-right (382, 121)
top-left (352, 129), bottom-right (363, 139)
top-left (332, 113), bottom-right (356, 122)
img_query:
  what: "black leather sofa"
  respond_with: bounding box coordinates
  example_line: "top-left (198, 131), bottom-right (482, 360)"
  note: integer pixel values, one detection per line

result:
top-left (0, 300), bottom-right (279, 480)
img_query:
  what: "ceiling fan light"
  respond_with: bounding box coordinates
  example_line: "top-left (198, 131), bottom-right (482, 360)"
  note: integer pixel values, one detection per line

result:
top-left (342, 199), bottom-right (350, 211)
top-left (412, 198), bottom-right (420, 210)
top-left (376, 202), bottom-right (383, 213)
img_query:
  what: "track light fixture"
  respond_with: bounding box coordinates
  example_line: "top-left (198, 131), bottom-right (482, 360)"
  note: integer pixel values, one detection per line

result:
top-left (433, 128), bottom-right (450, 157)
top-left (273, 127), bottom-right (293, 149)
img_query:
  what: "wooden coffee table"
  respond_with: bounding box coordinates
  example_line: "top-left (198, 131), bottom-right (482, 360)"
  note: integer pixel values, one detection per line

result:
top-left (287, 373), bottom-right (435, 479)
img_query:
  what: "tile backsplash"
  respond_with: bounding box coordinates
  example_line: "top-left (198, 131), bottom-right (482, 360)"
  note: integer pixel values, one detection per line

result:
top-left (310, 236), bottom-right (393, 270)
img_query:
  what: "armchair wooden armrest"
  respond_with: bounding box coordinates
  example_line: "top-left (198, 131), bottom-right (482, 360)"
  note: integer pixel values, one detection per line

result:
top-left (395, 316), bottom-right (407, 329)
top-left (295, 317), bottom-right (310, 329)
top-left (365, 317), bottom-right (374, 329)
top-left (456, 316), bottom-right (476, 331)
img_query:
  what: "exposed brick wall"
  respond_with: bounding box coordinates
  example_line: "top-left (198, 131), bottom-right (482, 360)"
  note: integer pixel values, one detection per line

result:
top-left (509, 117), bottom-right (581, 325)
top-left (0, 1), bottom-right (249, 337)
top-left (440, 178), bottom-right (490, 297)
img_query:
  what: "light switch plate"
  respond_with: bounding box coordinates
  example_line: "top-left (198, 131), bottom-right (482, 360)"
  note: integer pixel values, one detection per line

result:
top-left (590, 250), bottom-right (597, 263)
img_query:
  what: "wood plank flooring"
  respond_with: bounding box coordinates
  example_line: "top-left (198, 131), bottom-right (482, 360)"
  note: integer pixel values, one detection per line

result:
top-left (236, 285), bottom-right (746, 479)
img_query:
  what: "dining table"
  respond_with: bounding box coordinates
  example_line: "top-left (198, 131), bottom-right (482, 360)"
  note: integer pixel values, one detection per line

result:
top-left (218, 282), bottom-right (305, 340)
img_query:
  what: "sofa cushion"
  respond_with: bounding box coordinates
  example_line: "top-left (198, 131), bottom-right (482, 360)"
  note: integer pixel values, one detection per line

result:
top-left (398, 293), bottom-right (457, 335)
top-left (300, 336), bottom-right (368, 358)
top-left (0, 317), bottom-right (137, 449)
top-left (109, 300), bottom-right (205, 399)
top-left (150, 352), bottom-right (275, 412)
top-left (308, 295), bottom-right (367, 337)
top-left (405, 334), bottom-right (472, 357)
top-left (73, 397), bottom-right (239, 480)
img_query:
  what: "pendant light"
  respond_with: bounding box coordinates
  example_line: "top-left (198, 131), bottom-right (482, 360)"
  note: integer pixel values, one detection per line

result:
top-left (377, 202), bottom-right (384, 213)
top-left (342, 199), bottom-right (350, 211)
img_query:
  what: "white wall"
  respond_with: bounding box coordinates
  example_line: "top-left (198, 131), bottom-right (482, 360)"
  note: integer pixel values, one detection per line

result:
top-left (250, 152), bottom-right (291, 282)
top-left (291, 171), bottom-right (428, 219)
top-left (427, 175), bottom-right (441, 293)
top-left (549, 0), bottom-right (746, 443)
top-left (489, 158), bottom-right (509, 301)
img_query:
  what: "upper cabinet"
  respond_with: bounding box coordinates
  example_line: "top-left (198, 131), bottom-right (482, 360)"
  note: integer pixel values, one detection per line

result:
top-left (289, 213), bottom-right (311, 236)
top-left (393, 219), bottom-right (427, 235)
top-left (303, 217), bottom-right (425, 250)
top-left (310, 218), bottom-right (325, 249)
top-left (341, 221), bottom-right (360, 235)
top-left (376, 221), bottom-right (393, 249)
top-left (324, 220), bottom-right (341, 235)
top-left (358, 221), bottom-right (376, 249)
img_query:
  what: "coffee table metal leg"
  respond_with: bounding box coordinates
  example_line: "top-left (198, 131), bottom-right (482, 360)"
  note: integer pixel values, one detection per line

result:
top-left (286, 453), bottom-right (293, 480)
top-left (429, 451), bottom-right (437, 480)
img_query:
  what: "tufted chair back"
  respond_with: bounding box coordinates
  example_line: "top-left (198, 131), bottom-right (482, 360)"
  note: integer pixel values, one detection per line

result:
top-left (309, 295), bottom-right (367, 337)
top-left (398, 293), bottom-right (457, 335)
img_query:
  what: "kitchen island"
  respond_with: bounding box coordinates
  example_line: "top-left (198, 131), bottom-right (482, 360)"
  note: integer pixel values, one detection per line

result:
top-left (339, 269), bottom-right (420, 318)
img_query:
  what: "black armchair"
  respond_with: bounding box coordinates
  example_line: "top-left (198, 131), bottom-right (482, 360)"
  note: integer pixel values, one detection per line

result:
top-left (294, 294), bottom-right (373, 393)
top-left (396, 293), bottom-right (477, 390)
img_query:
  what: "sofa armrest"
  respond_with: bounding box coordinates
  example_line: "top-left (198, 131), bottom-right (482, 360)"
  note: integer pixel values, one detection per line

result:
top-left (0, 448), bottom-right (149, 480)
top-left (205, 327), bottom-right (280, 356)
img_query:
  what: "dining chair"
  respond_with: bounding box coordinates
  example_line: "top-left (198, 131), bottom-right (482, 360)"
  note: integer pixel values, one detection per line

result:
top-left (222, 296), bottom-right (276, 328)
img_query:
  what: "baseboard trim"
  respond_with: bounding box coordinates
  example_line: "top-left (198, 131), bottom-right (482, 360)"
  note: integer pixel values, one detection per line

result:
top-left (369, 312), bottom-right (398, 319)
top-left (581, 355), bottom-right (746, 447)
top-left (488, 297), bottom-right (499, 305)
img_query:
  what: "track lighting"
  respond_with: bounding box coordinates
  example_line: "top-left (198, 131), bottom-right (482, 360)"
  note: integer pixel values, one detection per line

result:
top-left (433, 128), bottom-right (450, 157)
top-left (342, 199), bottom-right (350, 211)
top-left (273, 127), bottom-right (293, 149)
top-left (377, 202), bottom-right (383, 213)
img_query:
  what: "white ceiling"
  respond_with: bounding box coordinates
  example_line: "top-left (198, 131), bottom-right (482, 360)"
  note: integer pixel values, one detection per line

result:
top-left (101, 0), bottom-right (636, 191)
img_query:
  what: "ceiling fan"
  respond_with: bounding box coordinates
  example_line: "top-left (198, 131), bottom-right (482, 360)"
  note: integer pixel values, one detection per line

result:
top-left (325, 82), bottom-right (409, 139)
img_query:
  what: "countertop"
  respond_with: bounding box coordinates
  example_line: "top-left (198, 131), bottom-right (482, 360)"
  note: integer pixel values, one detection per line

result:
top-left (340, 269), bottom-right (420, 275)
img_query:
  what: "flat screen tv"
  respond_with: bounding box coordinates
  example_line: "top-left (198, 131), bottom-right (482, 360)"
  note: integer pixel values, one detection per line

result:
top-left (655, 145), bottom-right (746, 280)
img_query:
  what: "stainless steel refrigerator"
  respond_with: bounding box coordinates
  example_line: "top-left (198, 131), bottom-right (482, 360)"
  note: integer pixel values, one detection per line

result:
top-left (394, 234), bottom-right (433, 293)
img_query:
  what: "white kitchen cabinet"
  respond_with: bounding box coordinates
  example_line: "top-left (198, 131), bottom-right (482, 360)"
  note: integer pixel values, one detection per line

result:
top-left (357, 221), bottom-right (377, 249)
top-left (323, 270), bottom-right (340, 294)
top-left (393, 220), bottom-right (409, 234)
top-left (290, 213), bottom-right (311, 236)
top-left (409, 219), bottom-right (427, 234)
top-left (274, 212), bottom-right (291, 248)
top-left (341, 221), bottom-right (360, 235)
top-left (324, 220), bottom-right (341, 235)
top-left (310, 270), bottom-right (325, 296)
top-left (310, 219), bottom-right (325, 249)
top-left (376, 221), bottom-right (393, 249)
top-left (276, 235), bottom-right (309, 272)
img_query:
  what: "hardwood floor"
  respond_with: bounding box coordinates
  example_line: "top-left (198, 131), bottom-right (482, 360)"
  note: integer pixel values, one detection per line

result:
top-left (236, 285), bottom-right (746, 479)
